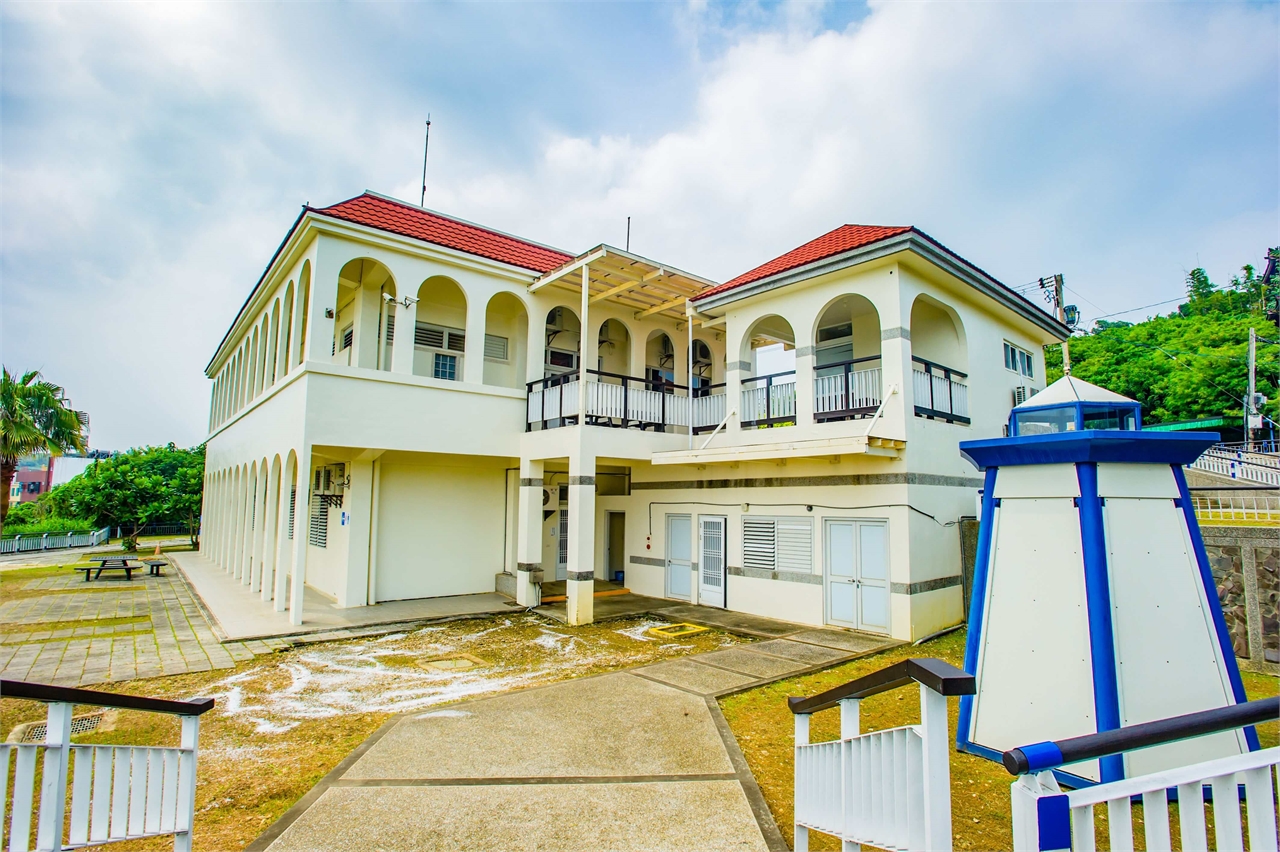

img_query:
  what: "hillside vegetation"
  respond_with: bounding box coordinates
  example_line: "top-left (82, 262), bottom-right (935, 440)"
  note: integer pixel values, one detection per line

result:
top-left (1045, 254), bottom-right (1278, 426)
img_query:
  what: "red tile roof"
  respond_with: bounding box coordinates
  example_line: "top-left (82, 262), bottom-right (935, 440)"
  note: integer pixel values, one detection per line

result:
top-left (695, 224), bottom-right (913, 301)
top-left (311, 193), bottom-right (574, 274)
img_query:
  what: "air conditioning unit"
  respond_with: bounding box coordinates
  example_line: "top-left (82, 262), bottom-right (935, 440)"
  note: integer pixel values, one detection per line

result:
top-left (546, 307), bottom-right (565, 332)
top-left (1012, 386), bottom-right (1030, 406)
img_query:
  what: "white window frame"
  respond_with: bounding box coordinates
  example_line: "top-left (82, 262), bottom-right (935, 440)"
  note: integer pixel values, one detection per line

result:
top-left (1003, 341), bottom-right (1035, 378)
top-left (484, 333), bottom-right (509, 362)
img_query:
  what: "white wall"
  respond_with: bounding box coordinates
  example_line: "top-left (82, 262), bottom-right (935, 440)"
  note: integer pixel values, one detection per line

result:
top-left (374, 455), bottom-right (510, 601)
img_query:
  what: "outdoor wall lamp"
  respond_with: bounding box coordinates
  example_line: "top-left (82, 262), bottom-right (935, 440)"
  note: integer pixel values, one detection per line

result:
top-left (324, 308), bottom-right (334, 318)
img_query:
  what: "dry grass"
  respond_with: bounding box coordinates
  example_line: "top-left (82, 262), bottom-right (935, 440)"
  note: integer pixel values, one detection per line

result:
top-left (2, 612), bottom-right (748, 851)
top-left (720, 629), bottom-right (1279, 852)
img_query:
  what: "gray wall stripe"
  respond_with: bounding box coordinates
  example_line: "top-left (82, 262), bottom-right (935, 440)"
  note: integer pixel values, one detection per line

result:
top-left (881, 326), bottom-right (910, 341)
top-left (569, 476), bottom-right (596, 486)
top-left (629, 555), bottom-right (665, 567)
top-left (567, 571), bottom-right (595, 582)
top-left (727, 566), bottom-right (822, 585)
top-left (631, 472), bottom-right (982, 490)
top-left (728, 360), bottom-right (753, 373)
top-left (794, 345), bottom-right (815, 358)
top-left (889, 575), bottom-right (962, 595)
top-left (519, 478), bottom-right (544, 487)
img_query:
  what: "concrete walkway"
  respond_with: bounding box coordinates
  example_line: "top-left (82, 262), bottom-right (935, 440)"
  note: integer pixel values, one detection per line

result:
top-left (169, 550), bottom-right (515, 642)
top-left (250, 615), bottom-right (898, 852)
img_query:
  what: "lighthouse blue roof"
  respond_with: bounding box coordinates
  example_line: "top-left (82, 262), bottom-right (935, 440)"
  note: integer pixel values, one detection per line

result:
top-left (960, 430), bottom-right (1220, 470)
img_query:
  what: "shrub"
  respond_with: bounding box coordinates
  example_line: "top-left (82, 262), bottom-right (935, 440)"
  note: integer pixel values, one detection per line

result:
top-left (1, 516), bottom-right (96, 538)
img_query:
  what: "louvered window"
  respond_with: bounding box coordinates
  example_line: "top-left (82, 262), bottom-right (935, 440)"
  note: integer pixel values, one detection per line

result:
top-left (287, 486), bottom-right (295, 539)
top-left (308, 495), bottom-right (327, 548)
top-left (340, 325), bottom-right (353, 350)
top-left (742, 517), bottom-right (813, 573)
top-left (484, 334), bottom-right (509, 361)
top-left (415, 322), bottom-right (465, 352)
top-left (384, 314), bottom-right (395, 343)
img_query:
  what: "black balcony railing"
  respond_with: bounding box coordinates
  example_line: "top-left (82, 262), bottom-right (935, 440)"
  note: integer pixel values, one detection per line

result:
top-left (912, 356), bottom-right (970, 425)
top-left (814, 356), bottom-right (883, 423)
top-left (740, 370), bottom-right (797, 428)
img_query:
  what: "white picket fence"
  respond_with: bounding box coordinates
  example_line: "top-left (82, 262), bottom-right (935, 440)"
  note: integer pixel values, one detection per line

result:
top-left (1011, 747), bottom-right (1280, 852)
top-left (1, 687), bottom-right (207, 852)
top-left (0, 527), bottom-right (110, 555)
top-left (793, 677), bottom-right (957, 852)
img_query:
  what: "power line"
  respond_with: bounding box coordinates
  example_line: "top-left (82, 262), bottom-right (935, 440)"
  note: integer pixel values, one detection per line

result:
top-left (1092, 295), bottom-right (1185, 320)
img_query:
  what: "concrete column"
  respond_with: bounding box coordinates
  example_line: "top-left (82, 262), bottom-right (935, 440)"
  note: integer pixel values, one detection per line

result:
top-left (221, 470), bottom-right (236, 570)
top-left (390, 297), bottom-right (419, 374)
top-left (288, 448), bottom-right (312, 625)
top-left (231, 467), bottom-right (248, 578)
top-left (725, 317), bottom-right (745, 436)
top-left (247, 465), bottom-right (267, 587)
top-left (462, 293), bottom-right (487, 385)
top-left (526, 309), bottom-right (547, 384)
top-left (794, 349), bottom-right (816, 426)
top-left (354, 282), bottom-right (382, 370)
top-left (259, 461), bottom-right (280, 602)
top-left (566, 447), bottom-right (596, 625)
top-left (577, 266), bottom-right (592, 421)
top-left (217, 471), bottom-right (231, 568)
top-left (341, 458), bottom-right (374, 608)
top-left (274, 456), bottom-right (297, 611)
top-left (305, 241), bottom-right (343, 364)
top-left (515, 458), bottom-right (545, 606)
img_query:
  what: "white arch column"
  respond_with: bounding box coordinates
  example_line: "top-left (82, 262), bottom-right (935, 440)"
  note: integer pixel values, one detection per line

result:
top-left (259, 461), bottom-right (280, 599)
top-left (288, 447), bottom-right (312, 625)
top-left (248, 463), bottom-right (268, 589)
top-left (231, 468), bottom-right (247, 577)
top-left (236, 466), bottom-right (255, 581)
top-left (463, 291), bottom-right (486, 384)
top-left (566, 443), bottom-right (596, 626)
top-left (515, 457), bottom-right (545, 606)
top-left (274, 454), bottom-right (298, 611)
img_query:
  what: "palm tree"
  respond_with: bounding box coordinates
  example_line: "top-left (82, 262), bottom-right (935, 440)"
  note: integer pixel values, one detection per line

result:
top-left (1, 368), bottom-right (87, 535)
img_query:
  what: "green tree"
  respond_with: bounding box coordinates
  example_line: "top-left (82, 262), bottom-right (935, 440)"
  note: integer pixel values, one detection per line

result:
top-left (49, 444), bottom-right (206, 549)
top-left (0, 368), bottom-right (87, 535)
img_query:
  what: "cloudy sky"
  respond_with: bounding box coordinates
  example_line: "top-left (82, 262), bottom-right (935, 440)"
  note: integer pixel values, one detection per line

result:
top-left (2, 0), bottom-right (1276, 450)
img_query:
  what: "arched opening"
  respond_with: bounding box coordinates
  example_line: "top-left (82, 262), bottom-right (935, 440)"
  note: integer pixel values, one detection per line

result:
top-left (543, 306), bottom-right (581, 378)
top-left (813, 295), bottom-right (883, 421)
top-left (645, 331), bottom-right (677, 392)
top-left (256, 317), bottom-right (269, 394)
top-left (281, 281), bottom-right (295, 376)
top-left (415, 276), bottom-right (467, 380)
top-left (267, 301), bottom-right (281, 387)
top-left (691, 338), bottom-right (717, 394)
top-left (739, 315), bottom-right (797, 428)
top-left (482, 292), bottom-right (529, 389)
top-left (597, 319), bottom-right (631, 378)
top-left (335, 258), bottom-right (396, 369)
top-left (294, 261), bottom-right (311, 368)
top-left (248, 329), bottom-right (260, 400)
top-left (909, 295), bottom-right (969, 423)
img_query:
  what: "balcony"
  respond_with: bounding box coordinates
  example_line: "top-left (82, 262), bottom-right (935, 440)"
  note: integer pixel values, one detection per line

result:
top-left (815, 357), bottom-right (883, 422)
top-left (912, 357), bottom-right (969, 424)
top-left (741, 371), bottom-right (796, 428)
top-left (527, 370), bottom-right (732, 433)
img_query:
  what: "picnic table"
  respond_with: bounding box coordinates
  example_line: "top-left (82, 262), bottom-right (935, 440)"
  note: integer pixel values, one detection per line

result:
top-left (82, 557), bottom-right (141, 581)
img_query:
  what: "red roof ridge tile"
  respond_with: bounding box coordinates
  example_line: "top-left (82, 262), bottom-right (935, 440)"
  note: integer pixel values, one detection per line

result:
top-left (310, 192), bottom-right (575, 274)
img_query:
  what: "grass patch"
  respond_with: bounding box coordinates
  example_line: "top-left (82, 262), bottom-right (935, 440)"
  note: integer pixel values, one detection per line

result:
top-left (1, 612), bottom-right (746, 851)
top-left (0, 615), bottom-right (150, 633)
top-left (720, 629), bottom-right (1279, 852)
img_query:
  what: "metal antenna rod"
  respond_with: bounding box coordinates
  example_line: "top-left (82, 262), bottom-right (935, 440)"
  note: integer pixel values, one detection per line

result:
top-left (626, 216), bottom-right (631, 252)
top-left (420, 115), bottom-right (432, 207)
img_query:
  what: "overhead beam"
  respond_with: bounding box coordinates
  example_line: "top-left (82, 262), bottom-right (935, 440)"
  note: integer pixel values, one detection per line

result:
top-left (634, 294), bottom-right (688, 319)
top-left (530, 246), bottom-right (608, 293)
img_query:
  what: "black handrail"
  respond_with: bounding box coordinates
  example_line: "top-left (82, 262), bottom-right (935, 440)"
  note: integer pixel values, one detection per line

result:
top-left (813, 355), bottom-right (882, 371)
top-left (741, 369), bottom-right (797, 385)
top-left (788, 658), bottom-right (974, 715)
top-left (2, 679), bottom-right (215, 717)
top-left (911, 355), bottom-right (968, 380)
top-left (1002, 696), bottom-right (1278, 776)
top-left (692, 381), bottom-right (727, 399)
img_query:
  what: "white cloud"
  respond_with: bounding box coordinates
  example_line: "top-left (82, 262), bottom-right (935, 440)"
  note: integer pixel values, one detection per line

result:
top-left (2, 1), bottom-right (1275, 449)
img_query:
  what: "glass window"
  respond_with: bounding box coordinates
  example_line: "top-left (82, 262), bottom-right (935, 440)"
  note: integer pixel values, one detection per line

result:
top-left (433, 353), bottom-right (457, 381)
top-left (1005, 342), bottom-right (1034, 377)
top-left (1081, 406), bottom-right (1136, 431)
top-left (1013, 407), bottom-right (1076, 435)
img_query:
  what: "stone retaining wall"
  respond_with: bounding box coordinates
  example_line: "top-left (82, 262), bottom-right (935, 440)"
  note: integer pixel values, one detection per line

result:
top-left (1203, 524), bottom-right (1279, 673)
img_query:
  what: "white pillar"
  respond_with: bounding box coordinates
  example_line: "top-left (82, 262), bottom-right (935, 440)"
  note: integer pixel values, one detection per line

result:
top-left (795, 349), bottom-right (816, 426)
top-left (288, 448), bottom-right (312, 625)
top-left (566, 446), bottom-right (596, 625)
top-left (463, 292), bottom-right (486, 385)
top-left (341, 458), bottom-right (374, 608)
top-left (232, 467), bottom-right (249, 578)
top-left (577, 265), bottom-right (590, 421)
top-left (274, 456), bottom-right (297, 611)
top-left (390, 297), bottom-right (419, 374)
top-left (248, 464), bottom-right (267, 588)
top-left (515, 458), bottom-right (545, 606)
top-left (259, 461), bottom-right (280, 602)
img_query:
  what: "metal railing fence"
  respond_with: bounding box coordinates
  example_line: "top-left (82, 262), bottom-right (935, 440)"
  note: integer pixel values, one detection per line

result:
top-left (911, 357), bottom-right (969, 424)
top-left (0, 527), bottom-right (110, 555)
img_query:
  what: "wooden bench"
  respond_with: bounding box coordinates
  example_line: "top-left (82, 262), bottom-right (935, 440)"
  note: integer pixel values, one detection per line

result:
top-left (143, 559), bottom-right (166, 577)
top-left (81, 558), bottom-right (139, 581)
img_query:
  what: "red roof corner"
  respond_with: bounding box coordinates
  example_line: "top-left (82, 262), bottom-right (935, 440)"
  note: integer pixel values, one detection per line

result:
top-left (696, 224), bottom-right (913, 301)
top-left (312, 193), bottom-right (574, 274)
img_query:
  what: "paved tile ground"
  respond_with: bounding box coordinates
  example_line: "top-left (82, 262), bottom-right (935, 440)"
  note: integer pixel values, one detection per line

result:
top-left (0, 571), bottom-right (288, 687)
top-left (251, 609), bottom-right (900, 852)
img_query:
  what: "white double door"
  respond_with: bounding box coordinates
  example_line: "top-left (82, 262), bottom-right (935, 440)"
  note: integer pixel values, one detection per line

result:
top-left (665, 515), bottom-right (726, 607)
top-left (824, 519), bottom-right (889, 633)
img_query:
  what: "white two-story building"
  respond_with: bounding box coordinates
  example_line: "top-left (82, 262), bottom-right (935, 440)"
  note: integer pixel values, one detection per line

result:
top-left (199, 191), bottom-right (1066, 640)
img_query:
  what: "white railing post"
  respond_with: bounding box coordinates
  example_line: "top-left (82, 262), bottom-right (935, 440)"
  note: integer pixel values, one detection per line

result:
top-left (41, 533), bottom-right (49, 551)
top-left (795, 712), bottom-right (811, 852)
top-left (1010, 771), bottom-right (1070, 852)
top-left (920, 683), bottom-right (953, 852)
top-left (35, 701), bottom-right (73, 851)
top-left (173, 716), bottom-right (200, 852)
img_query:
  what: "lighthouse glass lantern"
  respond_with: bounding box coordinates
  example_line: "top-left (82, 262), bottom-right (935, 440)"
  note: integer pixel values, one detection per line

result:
top-left (956, 377), bottom-right (1255, 785)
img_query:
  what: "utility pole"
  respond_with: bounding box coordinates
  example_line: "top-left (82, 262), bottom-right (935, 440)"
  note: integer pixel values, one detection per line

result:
top-left (1247, 326), bottom-right (1257, 448)
top-left (1054, 274), bottom-right (1070, 375)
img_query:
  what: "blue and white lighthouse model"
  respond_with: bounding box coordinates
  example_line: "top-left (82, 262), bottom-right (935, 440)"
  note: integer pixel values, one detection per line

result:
top-left (955, 376), bottom-right (1256, 785)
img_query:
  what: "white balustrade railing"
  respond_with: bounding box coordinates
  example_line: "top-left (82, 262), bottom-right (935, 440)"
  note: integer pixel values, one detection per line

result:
top-left (1191, 492), bottom-right (1280, 523)
top-left (741, 373), bottom-right (796, 427)
top-left (1011, 747), bottom-right (1280, 852)
top-left (793, 659), bottom-right (968, 852)
top-left (1188, 446), bottom-right (1280, 486)
top-left (528, 376), bottom-right (714, 432)
top-left (912, 365), bottom-right (969, 421)
top-left (1, 682), bottom-right (210, 852)
top-left (692, 392), bottom-right (727, 433)
top-left (0, 527), bottom-right (110, 555)
top-left (815, 367), bottom-right (882, 417)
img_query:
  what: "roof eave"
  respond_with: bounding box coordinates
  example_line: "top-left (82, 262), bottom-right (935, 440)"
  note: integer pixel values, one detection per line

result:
top-left (692, 232), bottom-right (1069, 340)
